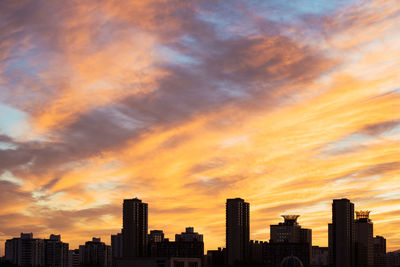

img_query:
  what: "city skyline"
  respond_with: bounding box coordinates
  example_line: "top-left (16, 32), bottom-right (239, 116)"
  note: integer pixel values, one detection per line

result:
top-left (1, 196), bottom-right (396, 255)
top-left (0, 0), bottom-right (400, 258)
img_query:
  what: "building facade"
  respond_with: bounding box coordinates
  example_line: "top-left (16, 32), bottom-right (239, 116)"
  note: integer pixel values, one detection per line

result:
top-left (373, 236), bottom-right (387, 267)
top-left (267, 215), bottom-right (312, 267)
top-left (226, 198), bottom-right (249, 266)
top-left (329, 198), bottom-right (355, 267)
top-left (79, 237), bottom-right (111, 267)
top-left (354, 211), bottom-right (373, 267)
top-left (122, 197), bottom-right (148, 258)
top-left (44, 234), bottom-right (69, 267)
top-left (5, 233), bottom-right (45, 266)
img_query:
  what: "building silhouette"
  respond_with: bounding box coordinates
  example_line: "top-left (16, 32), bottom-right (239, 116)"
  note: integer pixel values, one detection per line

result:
top-left (122, 197), bottom-right (148, 258)
top-left (79, 237), bottom-right (111, 267)
top-left (266, 215), bottom-right (311, 267)
top-left (5, 233), bottom-right (45, 266)
top-left (206, 248), bottom-right (225, 267)
top-left (373, 236), bottom-right (387, 267)
top-left (111, 232), bottom-right (123, 263)
top-left (68, 249), bottom-right (80, 267)
top-left (354, 211), bottom-right (373, 267)
top-left (226, 198), bottom-right (250, 266)
top-left (149, 227), bottom-right (204, 259)
top-left (44, 234), bottom-right (69, 267)
top-left (311, 246), bottom-right (328, 266)
top-left (328, 198), bottom-right (355, 267)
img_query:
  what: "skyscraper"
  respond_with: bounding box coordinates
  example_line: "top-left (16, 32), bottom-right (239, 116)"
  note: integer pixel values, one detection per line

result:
top-left (355, 211), bottom-right (373, 267)
top-left (122, 197), bottom-right (148, 258)
top-left (226, 198), bottom-right (249, 266)
top-left (329, 198), bottom-right (355, 267)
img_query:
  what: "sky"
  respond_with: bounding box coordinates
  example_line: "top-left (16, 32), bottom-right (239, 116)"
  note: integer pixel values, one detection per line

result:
top-left (0, 0), bottom-right (399, 254)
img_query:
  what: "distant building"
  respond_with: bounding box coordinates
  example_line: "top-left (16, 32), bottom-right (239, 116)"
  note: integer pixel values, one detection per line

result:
top-left (111, 232), bottom-right (123, 260)
top-left (5, 233), bottom-right (45, 266)
top-left (206, 248), bottom-right (225, 267)
top-left (175, 227), bottom-right (203, 243)
top-left (354, 211), bottom-right (373, 267)
top-left (122, 197), bottom-right (148, 258)
top-left (329, 198), bottom-right (355, 267)
top-left (248, 240), bottom-right (265, 264)
top-left (267, 215), bottom-right (312, 266)
top-left (226, 198), bottom-right (249, 266)
top-left (148, 230), bottom-right (165, 257)
top-left (373, 236), bottom-right (387, 267)
top-left (114, 257), bottom-right (201, 267)
top-left (79, 237), bottom-right (111, 267)
top-left (68, 249), bottom-right (80, 267)
top-left (44, 234), bottom-right (69, 267)
top-left (149, 230), bottom-right (165, 243)
top-left (153, 228), bottom-right (204, 259)
top-left (311, 246), bottom-right (328, 267)
top-left (270, 215), bottom-right (311, 244)
top-left (387, 251), bottom-right (400, 267)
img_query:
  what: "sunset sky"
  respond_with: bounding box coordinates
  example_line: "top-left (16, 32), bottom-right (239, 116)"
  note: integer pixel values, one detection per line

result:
top-left (0, 0), bottom-right (400, 254)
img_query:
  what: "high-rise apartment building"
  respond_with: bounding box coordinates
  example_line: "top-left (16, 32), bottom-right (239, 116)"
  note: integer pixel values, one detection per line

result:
top-left (329, 198), bottom-right (355, 267)
top-left (226, 198), bottom-right (249, 266)
top-left (122, 197), bottom-right (148, 258)
top-left (44, 234), bottom-right (69, 267)
top-left (5, 233), bottom-right (45, 266)
top-left (355, 211), bottom-right (374, 267)
top-left (79, 237), bottom-right (111, 267)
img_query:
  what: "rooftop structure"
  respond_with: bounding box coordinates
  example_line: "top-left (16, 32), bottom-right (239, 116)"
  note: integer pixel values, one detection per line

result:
top-left (356, 210), bottom-right (370, 220)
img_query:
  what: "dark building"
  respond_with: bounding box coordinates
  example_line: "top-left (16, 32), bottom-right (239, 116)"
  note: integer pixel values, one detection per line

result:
top-left (387, 251), bottom-right (400, 267)
top-left (5, 233), bottom-right (45, 266)
top-left (122, 197), bottom-right (148, 258)
top-left (151, 228), bottom-right (204, 259)
top-left (44, 234), bottom-right (69, 267)
top-left (265, 243), bottom-right (309, 267)
top-left (79, 237), bottom-right (111, 267)
top-left (148, 230), bottom-right (165, 257)
top-left (206, 248), bottom-right (225, 267)
top-left (111, 232), bottom-right (123, 261)
top-left (373, 236), bottom-right (387, 267)
top-left (267, 215), bottom-right (312, 266)
top-left (354, 211), bottom-right (373, 267)
top-left (68, 249), bottom-right (80, 267)
top-left (149, 230), bottom-right (165, 243)
top-left (270, 215), bottom-right (311, 244)
top-left (311, 246), bottom-right (328, 267)
top-left (248, 240), bottom-right (265, 264)
top-left (175, 227), bottom-right (203, 243)
top-left (226, 198), bottom-right (249, 266)
top-left (329, 198), bottom-right (355, 267)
